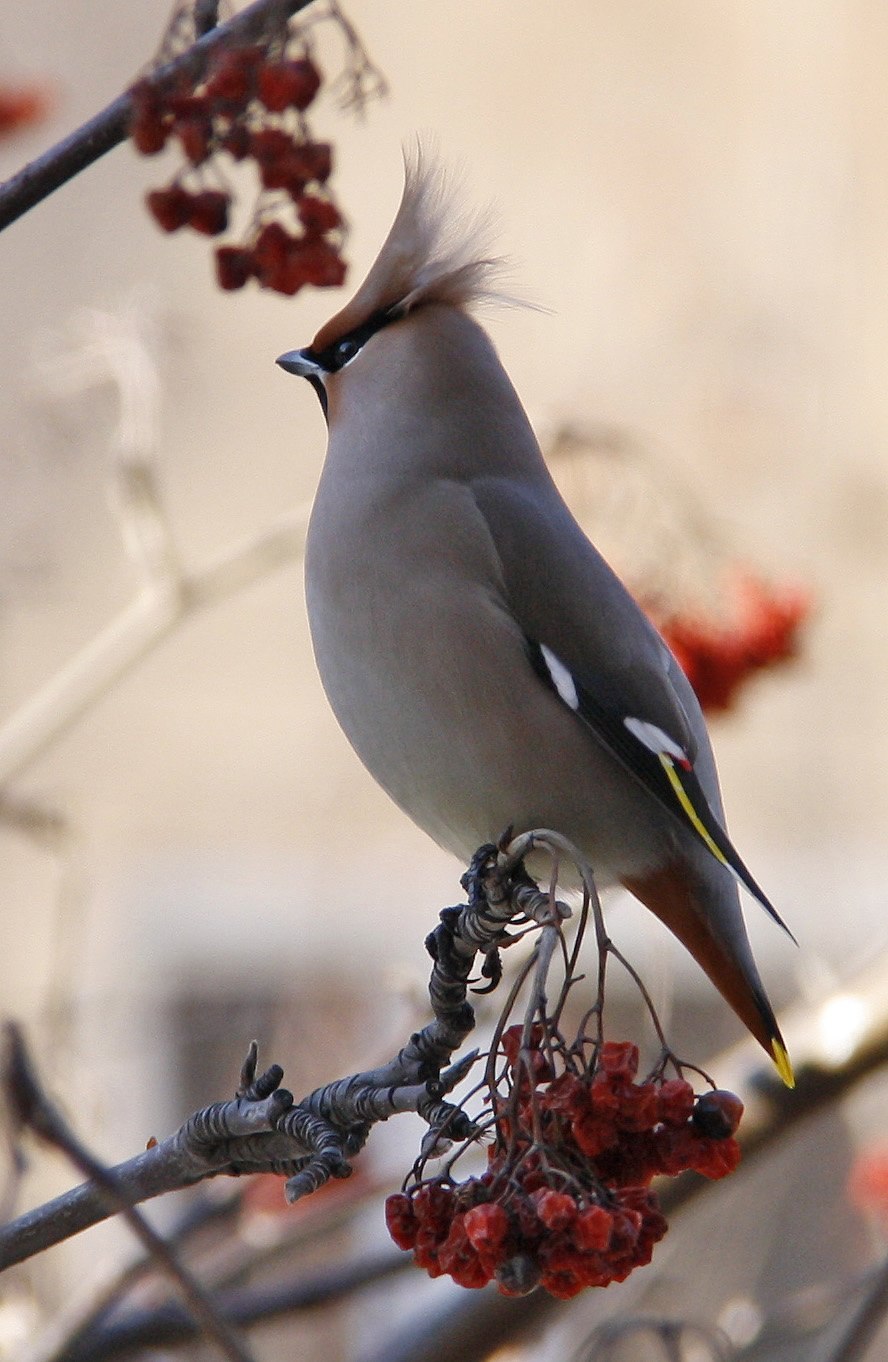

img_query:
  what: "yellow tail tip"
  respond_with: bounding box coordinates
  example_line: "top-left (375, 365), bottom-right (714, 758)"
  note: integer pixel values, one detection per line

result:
top-left (772, 1038), bottom-right (795, 1088)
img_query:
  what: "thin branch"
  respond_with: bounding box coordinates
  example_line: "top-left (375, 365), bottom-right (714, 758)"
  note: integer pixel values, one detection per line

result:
top-left (822, 1248), bottom-right (888, 1362)
top-left (0, 506), bottom-right (310, 788)
top-left (5, 1023), bottom-right (256, 1362)
top-left (54, 1248), bottom-right (407, 1362)
top-left (24, 1192), bottom-right (246, 1362)
top-left (0, 0), bottom-right (316, 233)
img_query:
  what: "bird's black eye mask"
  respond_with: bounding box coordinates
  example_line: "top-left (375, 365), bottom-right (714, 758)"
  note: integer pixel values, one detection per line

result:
top-left (277, 305), bottom-right (405, 420)
top-left (308, 304), bottom-right (405, 375)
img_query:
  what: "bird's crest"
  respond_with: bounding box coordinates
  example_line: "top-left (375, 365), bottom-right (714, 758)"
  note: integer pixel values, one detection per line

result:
top-left (312, 146), bottom-right (515, 352)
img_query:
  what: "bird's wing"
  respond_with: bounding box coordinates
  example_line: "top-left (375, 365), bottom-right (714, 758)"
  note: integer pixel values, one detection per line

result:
top-left (470, 473), bottom-right (794, 940)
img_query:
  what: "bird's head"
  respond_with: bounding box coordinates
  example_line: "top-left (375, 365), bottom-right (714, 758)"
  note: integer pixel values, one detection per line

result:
top-left (276, 146), bottom-right (512, 419)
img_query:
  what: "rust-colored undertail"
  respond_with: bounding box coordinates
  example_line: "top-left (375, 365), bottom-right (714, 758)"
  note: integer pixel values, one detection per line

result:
top-left (623, 861), bottom-right (788, 1072)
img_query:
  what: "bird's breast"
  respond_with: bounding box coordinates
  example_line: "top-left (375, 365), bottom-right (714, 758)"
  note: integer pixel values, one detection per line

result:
top-left (305, 469), bottom-right (671, 881)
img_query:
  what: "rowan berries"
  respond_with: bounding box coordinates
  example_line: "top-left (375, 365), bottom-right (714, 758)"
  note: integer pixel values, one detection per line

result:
top-left (386, 1031), bottom-right (744, 1298)
top-left (146, 184), bottom-right (192, 233)
top-left (258, 57), bottom-right (321, 112)
top-left (131, 39), bottom-right (346, 297)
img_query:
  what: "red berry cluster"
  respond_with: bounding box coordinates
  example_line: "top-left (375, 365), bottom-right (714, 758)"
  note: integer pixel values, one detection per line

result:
top-left (130, 39), bottom-right (345, 296)
top-left (385, 1036), bottom-right (743, 1299)
top-left (651, 573), bottom-right (811, 714)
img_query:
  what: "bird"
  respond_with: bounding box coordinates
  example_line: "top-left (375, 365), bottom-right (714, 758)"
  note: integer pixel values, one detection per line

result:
top-left (277, 150), bottom-right (795, 1087)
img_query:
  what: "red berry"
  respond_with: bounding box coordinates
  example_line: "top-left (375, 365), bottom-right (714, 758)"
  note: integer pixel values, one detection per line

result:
top-left (131, 108), bottom-right (169, 155)
top-left (251, 220), bottom-right (291, 273)
top-left (412, 1182), bottom-right (454, 1231)
top-left (220, 124), bottom-right (250, 160)
top-left (437, 1215), bottom-right (491, 1289)
top-left (215, 246), bottom-right (253, 290)
top-left (129, 80), bottom-right (170, 154)
top-left (572, 1204), bottom-right (613, 1252)
top-left (538, 1238), bottom-right (586, 1299)
top-left (531, 1189), bottom-right (577, 1231)
top-left (692, 1089), bottom-right (744, 1139)
top-left (654, 1124), bottom-right (699, 1176)
top-left (608, 1207), bottom-right (642, 1254)
top-left (384, 1193), bottom-right (418, 1251)
top-left (294, 238), bottom-right (346, 288)
top-left (250, 127), bottom-right (294, 165)
top-left (571, 1110), bottom-right (617, 1157)
top-left (146, 184), bottom-right (192, 233)
top-left (258, 57), bottom-right (321, 112)
top-left (176, 116), bottom-right (213, 166)
top-left (597, 1041), bottom-right (639, 1080)
top-left (166, 91), bottom-right (209, 121)
top-left (615, 1080), bottom-right (660, 1133)
top-left (657, 1078), bottom-right (696, 1127)
top-left (540, 1071), bottom-right (589, 1118)
top-left (510, 1190), bottom-right (545, 1244)
top-left (260, 151), bottom-right (306, 194)
top-left (187, 189), bottom-right (229, 235)
top-left (297, 194), bottom-right (342, 236)
top-left (463, 1202), bottom-right (509, 1256)
top-left (301, 139), bottom-right (332, 183)
top-left (690, 1135), bottom-right (742, 1180)
top-left (589, 1071), bottom-right (625, 1116)
top-left (205, 49), bottom-right (254, 105)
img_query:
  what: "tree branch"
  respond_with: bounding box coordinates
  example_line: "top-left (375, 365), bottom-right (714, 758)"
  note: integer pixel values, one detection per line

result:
top-left (0, 0), bottom-right (316, 233)
top-left (55, 1249), bottom-right (408, 1362)
top-left (0, 842), bottom-right (531, 1268)
top-left (4, 1022), bottom-right (256, 1362)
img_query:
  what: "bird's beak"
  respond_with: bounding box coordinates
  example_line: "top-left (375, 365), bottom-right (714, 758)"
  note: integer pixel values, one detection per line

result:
top-left (276, 348), bottom-right (328, 420)
top-left (276, 347), bottom-right (323, 378)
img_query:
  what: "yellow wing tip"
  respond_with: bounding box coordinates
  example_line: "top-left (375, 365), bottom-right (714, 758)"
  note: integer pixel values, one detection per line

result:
top-left (772, 1038), bottom-right (795, 1089)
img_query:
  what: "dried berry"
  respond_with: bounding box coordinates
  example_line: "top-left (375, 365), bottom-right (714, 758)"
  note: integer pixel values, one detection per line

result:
top-left (146, 184), bottom-right (192, 233)
top-left (205, 48), bottom-right (256, 105)
top-left (532, 1189), bottom-right (577, 1231)
top-left (572, 1204), bottom-right (613, 1252)
top-left (298, 194), bottom-right (342, 236)
top-left (495, 1253), bottom-right (541, 1296)
top-left (176, 115), bottom-right (213, 166)
top-left (258, 57), bottom-right (321, 112)
top-left (384, 1193), bottom-right (418, 1251)
top-left (131, 33), bottom-right (347, 299)
top-left (692, 1089), bottom-right (744, 1139)
top-left (215, 245), bottom-right (253, 290)
top-left (187, 189), bottom-right (230, 236)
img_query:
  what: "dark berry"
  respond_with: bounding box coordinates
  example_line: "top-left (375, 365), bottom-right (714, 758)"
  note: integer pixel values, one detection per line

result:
top-left (692, 1089), bottom-right (744, 1139)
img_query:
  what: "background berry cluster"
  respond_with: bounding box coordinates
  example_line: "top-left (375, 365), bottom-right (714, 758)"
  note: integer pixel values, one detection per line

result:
top-left (386, 1035), bottom-right (743, 1299)
top-left (130, 37), bottom-right (345, 296)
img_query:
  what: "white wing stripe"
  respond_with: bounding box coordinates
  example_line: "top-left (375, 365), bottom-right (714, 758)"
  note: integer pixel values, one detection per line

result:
top-left (539, 644), bottom-right (580, 711)
top-left (623, 715), bottom-right (689, 765)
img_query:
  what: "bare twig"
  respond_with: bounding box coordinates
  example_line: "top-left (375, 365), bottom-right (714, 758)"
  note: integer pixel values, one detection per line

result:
top-left (0, 293), bottom-right (313, 788)
top-left (822, 1248), bottom-right (888, 1362)
top-left (4, 1022), bottom-right (256, 1362)
top-left (0, 0), bottom-right (316, 233)
top-left (51, 1248), bottom-right (408, 1362)
top-left (0, 507), bottom-right (311, 788)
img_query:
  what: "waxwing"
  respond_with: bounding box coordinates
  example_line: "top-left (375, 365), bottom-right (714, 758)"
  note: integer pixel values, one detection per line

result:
top-left (278, 151), bottom-right (795, 1086)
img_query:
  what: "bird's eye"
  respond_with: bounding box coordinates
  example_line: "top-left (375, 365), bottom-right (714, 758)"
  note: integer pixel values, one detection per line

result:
top-left (333, 337), bottom-right (362, 368)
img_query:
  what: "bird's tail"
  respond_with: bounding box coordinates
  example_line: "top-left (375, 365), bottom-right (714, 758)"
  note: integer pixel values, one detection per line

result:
top-left (623, 863), bottom-right (794, 1088)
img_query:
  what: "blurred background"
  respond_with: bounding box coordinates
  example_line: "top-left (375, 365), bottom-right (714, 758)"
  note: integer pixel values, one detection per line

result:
top-left (1, 3), bottom-right (888, 1359)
